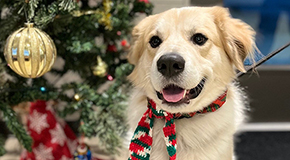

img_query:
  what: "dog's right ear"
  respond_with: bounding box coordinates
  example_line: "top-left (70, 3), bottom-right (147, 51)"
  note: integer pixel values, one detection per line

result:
top-left (127, 15), bottom-right (156, 65)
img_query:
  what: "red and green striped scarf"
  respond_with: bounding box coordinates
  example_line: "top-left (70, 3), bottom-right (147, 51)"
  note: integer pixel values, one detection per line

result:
top-left (128, 91), bottom-right (227, 160)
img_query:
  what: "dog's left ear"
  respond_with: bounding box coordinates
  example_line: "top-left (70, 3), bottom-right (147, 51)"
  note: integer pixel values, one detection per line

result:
top-left (211, 7), bottom-right (256, 72)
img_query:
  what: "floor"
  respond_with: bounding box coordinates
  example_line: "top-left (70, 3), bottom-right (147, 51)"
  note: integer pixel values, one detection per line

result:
top-left (236, 131), bottom-right (290, 160)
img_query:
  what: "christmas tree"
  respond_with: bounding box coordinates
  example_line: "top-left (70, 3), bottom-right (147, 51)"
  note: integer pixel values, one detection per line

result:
top-left (0, 0), bottom-right (153, 156)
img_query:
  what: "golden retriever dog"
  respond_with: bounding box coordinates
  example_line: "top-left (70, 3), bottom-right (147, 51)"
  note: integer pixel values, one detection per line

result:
top-left (125, 6), bottom-right (256, 160)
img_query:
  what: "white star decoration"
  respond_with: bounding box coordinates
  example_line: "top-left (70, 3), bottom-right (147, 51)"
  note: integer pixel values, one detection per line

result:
top-left (29, 110), bottom-right (49, 134)
top-left (34, 144), bottom-right (54, 160)
top-left (50, 124), bottom-right (67, 146)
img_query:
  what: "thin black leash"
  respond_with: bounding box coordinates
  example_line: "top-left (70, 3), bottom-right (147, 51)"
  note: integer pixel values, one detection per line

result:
top-left (238, 41), bottom-right (290, 77)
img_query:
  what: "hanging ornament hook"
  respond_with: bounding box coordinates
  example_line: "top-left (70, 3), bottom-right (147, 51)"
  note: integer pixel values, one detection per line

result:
top-left (23, 0), bottom-right (30, 23)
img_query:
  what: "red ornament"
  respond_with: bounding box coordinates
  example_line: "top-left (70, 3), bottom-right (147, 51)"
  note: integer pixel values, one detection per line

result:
top-left (139, 0), bottom-right (149, 3)
top-left (107, 44), bottom-right (117, 52)
top-left (121, 40), bottom-right (127, 47)
top-left (117, 31), bottom-right (122, 36)
top-left (107, 74), bottom-right (114, 81)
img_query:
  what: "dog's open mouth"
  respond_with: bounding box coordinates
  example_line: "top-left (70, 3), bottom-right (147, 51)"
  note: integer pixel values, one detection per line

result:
top-left (156, 78), bottom-right (206, 105)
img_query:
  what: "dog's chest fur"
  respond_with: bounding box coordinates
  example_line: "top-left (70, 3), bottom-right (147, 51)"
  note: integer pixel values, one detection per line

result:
top-left (128, 84), bottom-right (245, 160)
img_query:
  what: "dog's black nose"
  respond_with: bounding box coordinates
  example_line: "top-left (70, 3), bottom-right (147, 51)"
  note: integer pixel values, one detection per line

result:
top-left (157, 53), bottom-right (185, 77)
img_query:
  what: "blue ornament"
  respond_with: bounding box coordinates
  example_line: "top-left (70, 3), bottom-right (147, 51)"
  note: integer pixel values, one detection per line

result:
top-left (40, 87), bottom-right (46, 92)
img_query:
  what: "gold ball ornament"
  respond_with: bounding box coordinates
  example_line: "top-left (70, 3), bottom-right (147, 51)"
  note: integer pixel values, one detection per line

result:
top-left (4, 23), bottom-right (57, 78)
top-left (74, 94), bottom-right (80, 101)
top-left (92, 56), bottom-right (108, 77)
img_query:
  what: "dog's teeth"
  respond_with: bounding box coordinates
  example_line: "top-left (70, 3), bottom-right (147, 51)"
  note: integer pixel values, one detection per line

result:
top-left (183, 90), bottom-right (186, 98)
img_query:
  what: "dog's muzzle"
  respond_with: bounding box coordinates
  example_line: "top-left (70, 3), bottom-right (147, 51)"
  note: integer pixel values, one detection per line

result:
top-left (155, 53), bottom-right (206, 106)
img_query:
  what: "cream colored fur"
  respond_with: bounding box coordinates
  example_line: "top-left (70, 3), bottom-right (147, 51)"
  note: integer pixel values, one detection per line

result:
top-left (123, 6), bottom-right (256, 160)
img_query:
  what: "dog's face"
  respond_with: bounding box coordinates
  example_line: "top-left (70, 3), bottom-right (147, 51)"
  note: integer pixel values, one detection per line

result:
top-left (128, 7), bottom-right (255, 113)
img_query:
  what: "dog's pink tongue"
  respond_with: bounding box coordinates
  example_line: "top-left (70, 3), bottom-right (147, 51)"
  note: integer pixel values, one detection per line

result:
top-left (162, 86), bottom-right (185, 103)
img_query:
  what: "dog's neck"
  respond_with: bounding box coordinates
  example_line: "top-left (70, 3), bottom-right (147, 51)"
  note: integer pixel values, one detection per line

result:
top-left (128, 91), bottom-right (227, 160)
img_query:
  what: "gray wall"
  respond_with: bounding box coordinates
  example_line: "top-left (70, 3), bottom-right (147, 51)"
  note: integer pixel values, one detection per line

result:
top-left (240, 66), bottom-right (290, 122)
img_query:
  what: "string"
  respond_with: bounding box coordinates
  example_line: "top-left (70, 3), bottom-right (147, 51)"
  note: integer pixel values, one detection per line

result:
top-left (238, 41), bottom-right (290, 77)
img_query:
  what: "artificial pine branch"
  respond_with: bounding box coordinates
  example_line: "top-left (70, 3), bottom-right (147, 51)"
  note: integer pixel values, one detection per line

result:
top-left (0, 103), bottom-right (32, 152)
top-left (0, 134), bottom-right (5, 156)
top-left (58, 0), bottom-right (76, 12)
top-left (58, 63), bottom-right (133, 153)
top-left (0, 0), bottom-right (153, 155)
top-left (27, 0), bottom-right (40, 21)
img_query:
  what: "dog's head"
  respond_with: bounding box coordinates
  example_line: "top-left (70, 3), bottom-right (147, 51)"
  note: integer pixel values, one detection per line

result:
top-left (128, 7), bottom-right (256, 113)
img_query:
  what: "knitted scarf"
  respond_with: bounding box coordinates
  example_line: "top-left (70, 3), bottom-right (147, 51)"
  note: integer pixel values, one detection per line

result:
top-left (128, 91), bottom-right (227, 160)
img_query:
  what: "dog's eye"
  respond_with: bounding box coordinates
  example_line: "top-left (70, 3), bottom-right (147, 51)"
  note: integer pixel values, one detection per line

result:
top-left (149, 36), bottom-right (162, 48)
top-left (191, 33), bottom-right (208, 46)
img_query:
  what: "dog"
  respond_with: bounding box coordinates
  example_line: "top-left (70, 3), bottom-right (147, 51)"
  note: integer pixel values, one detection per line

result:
top-left (125, 6), bottom-right (256, 160)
